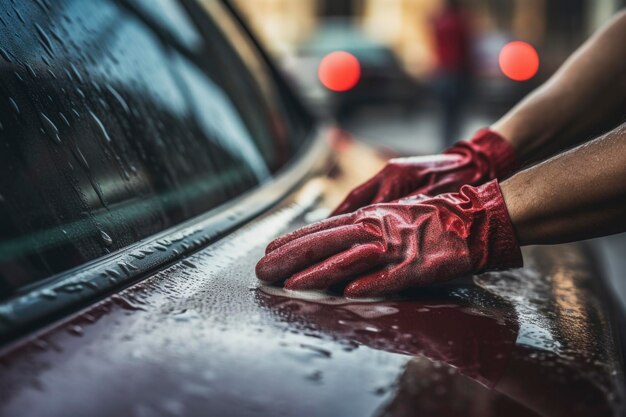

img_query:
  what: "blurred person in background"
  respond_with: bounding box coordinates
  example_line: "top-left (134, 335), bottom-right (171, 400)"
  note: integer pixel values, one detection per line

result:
top-left (431, 0), bottom-right (473, 146)
top-left (257, 10), bottom-right (625, 298)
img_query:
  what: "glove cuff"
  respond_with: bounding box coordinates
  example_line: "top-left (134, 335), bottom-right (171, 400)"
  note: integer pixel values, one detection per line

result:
top-left (467, 128), bottom-right (520, 179)
top-left (470, 180), bottom-right (523, 271)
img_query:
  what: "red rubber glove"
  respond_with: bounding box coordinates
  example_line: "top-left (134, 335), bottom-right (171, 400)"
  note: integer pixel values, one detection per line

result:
top-left (331, 128), bottom-right (519, 216)
top-left (256, 179), bottom-right (522, 297)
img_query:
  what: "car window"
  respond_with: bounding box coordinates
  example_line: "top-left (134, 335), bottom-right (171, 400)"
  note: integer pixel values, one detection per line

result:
top-left (186, 0), bottom-right (314, 170)
top-left (132, 0), bottom-right (204, 49)
top-left (0, 0), bottom-right (311, 298)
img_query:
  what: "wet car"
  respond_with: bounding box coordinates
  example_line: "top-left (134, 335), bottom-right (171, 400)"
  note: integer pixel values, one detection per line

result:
top-left (0, 1), bottom-right (625, 417)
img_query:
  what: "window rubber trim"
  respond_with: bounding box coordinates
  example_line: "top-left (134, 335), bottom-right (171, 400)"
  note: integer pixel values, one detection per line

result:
top-left (0, 127), bottom-right (331, 347)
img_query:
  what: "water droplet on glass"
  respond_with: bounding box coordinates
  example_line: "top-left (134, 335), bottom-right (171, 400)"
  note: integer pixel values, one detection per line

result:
top-left (13, 6), bottom-right (26, 24)
top-left (25, 63), bottom-right (37, 78)
top-left (34, 0), bottom-right (49, 12)
top-left (49, 29), bottom-right (64, 47)
top-left (34, 23), bottom-right (54, 56)
top-left (8, 97), bottom-right (19, 115)
top-left (92, 81), bottom-right (102, 94)
top-left (105, 268), bottom-right (121, 279)
top-left (89, 110), bottom-right (111, 143)
top-left (59, 111), bottom-right (70, 127)
top-left (40, 112), bottom-right (60, 143)
top-left (73, 145), bottom-right (89, 170)
top-left (100, 230), bottom-right (113, 246)
top-left (69, 63), bottom-right (83, 83)
top-left (105, 84), bottom-right (130, 114)
top-left (0, 48), bottom-right (12, 62)
top-left (84, 281), bottom-right (98, 290)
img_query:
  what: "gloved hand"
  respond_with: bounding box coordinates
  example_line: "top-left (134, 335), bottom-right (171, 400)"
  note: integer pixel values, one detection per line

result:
top-left (256, 179), bottom-right (522, 297)
top-left (331, 128), bottom-right (519, 216)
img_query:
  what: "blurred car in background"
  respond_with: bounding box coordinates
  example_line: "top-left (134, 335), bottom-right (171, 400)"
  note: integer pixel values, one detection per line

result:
top-left (282, 18), bottom-right (422, 119)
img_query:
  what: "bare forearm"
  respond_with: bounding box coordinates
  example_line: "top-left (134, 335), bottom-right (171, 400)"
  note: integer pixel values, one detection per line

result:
top-left (501, 122), bottom-right (626, 245)
top-left (492, 11), bottom-right (626, 163)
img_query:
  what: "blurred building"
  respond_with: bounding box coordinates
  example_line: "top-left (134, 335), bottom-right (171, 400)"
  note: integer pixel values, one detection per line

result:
top-left (233, 0), bottom-right (622, 79)
top-left (231, 0), bottom-right (319, 56)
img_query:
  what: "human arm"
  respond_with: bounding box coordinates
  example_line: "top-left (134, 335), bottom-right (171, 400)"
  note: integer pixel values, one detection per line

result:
top-left (256, 124), bottom-right (626, 297)
top-left (502, 122), bottom-right (626, 244)
top-left (331, 11), bottom-right (626, 216)
top-left (492, 10), bottom-right (626, 162)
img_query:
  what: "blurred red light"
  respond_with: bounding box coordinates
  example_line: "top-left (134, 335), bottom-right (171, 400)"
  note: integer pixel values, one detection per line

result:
top-left (318, 51), bottom-right (361, 92)
top-left (499, 41), bottom-right (539, 82)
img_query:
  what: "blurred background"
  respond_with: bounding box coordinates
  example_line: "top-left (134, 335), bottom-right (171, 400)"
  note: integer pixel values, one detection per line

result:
top-left (232, 0), bottom-right (626, 307)
top-left (233, 0), bottom-right (622, 153)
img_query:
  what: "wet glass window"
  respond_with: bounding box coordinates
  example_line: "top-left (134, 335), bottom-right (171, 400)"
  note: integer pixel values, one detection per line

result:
top-left (132, 0), bottom-right (204, 50)
top-left (0, 0), bottom-right (312, 297)
top-left (197, 0), bottom-right (313, 165)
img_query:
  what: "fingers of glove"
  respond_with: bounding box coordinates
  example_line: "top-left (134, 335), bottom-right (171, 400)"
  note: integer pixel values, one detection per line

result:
top-left (329, 177), bottom-right (380, 217)
top-left (265, 214), bottom-right (352, 254)
top-left (284, 243), bottom-right (385, 290)
top-left (256, 224), bottom-right (377, 283)
top-left (370, 182), bottom-right (402, 205)
top-left (343, 266), bottom-right (410, 298)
